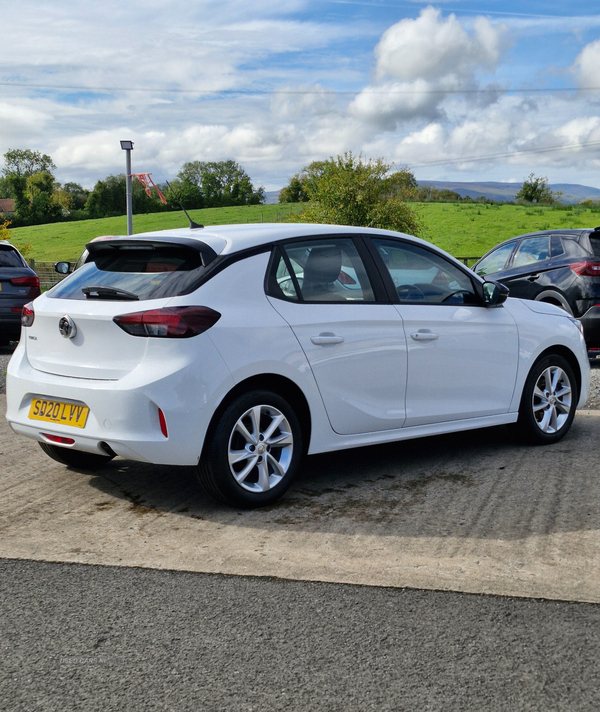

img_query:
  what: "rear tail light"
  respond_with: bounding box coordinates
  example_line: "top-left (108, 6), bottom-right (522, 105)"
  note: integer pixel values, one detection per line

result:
top-left (21, 302), bottom-right (35, 327)
top-left (113, 306), bottom-right (221, 338)
top-left (11, 275), bottom-right (40, 288)
top-left (569, 261), bottom-right (600, 276)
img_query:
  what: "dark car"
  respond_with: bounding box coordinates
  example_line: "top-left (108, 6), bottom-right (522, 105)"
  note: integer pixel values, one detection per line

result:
top-left (473, 228), bottom-right (600, 357)
top-left (0, 241), bottom-right (41, 346)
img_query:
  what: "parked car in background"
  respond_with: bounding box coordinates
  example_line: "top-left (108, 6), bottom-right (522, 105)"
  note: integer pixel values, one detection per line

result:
top-left (473, 229), bottom-right (600, 357)
top-left (0, 241), bottom-right (41, 347)
top-left (6, 224), bottom-right (590, 508)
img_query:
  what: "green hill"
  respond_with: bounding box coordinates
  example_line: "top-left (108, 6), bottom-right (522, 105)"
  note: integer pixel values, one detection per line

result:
top-left (7, 201), bottom-right (600, 263)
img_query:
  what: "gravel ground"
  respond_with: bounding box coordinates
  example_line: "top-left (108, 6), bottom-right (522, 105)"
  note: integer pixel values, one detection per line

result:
top-left (2, 341), bottom-right (600, 407)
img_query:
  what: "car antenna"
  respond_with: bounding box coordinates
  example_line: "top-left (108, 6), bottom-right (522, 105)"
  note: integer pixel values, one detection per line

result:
top-left (165, 181), bottom-right (204, 229)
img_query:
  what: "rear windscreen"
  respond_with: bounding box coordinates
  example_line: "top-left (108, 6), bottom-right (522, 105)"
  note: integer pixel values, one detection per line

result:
top-left (48, 246), bottom-right (206, 300)
top-left (589, 232), bottom-right (600, 259)
top-left (0, 247), bottom-right (26, 268)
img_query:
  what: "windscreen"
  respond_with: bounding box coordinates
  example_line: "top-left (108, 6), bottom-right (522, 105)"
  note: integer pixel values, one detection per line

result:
top-left (48, 245), bottom-right (206, 300)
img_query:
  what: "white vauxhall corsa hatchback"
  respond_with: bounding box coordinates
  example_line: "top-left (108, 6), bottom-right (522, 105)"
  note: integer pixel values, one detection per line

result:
top-left (5, 223), bottom-right (591, 508)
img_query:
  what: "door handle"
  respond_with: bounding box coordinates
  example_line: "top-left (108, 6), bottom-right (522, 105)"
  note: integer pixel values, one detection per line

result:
top-left (410, 330), bottom-right (439, 341)
top-left (527, 274), bottom-right (539, 282)
top-left (310, 333), bottom-right (345, 345)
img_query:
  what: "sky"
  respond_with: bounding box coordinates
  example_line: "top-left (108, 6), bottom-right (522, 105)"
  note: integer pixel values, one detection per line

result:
top-left (2, 0), bottom-right (600, 192)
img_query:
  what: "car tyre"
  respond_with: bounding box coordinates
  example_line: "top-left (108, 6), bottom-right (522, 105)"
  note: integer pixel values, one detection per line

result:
top-left (515, 354), bottom-right (577, 445)
top-left (39, 442), bottom-right (115, 468)
top-left (198, 390), bottom-right (303, 508)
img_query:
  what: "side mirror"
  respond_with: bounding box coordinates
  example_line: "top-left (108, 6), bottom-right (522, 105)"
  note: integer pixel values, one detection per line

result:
top-left (483, 280), bottom-right (509, 307)
top-left (54, 261), bottom-right (71, 275)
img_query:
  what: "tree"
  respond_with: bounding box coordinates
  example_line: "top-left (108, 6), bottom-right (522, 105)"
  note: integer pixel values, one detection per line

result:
top-left (26, 171), bottom-right (62, 224)
top-left (0, 176), bottom-right (12, 198)
top-left (177, 160), bottom-right (264, 207)
top-left (289, 152), bottom-right (423, 235)
top-left (85, 174), bottom-right (169, 218)
top-left (165, 177), bottom-right (204, 210)
top-left (279, 161), bottom-right (328, 203)
top-left (515, 174), bottom-right (561, 204)
top-left (279, 177), bottom-right (309, 203)
top-left (2, 149), bottom-right (56, 178)
top-left (0, 217), bottom-right (11, 241)
top-left (1, 149), bottom-right (60, 225)
top-left (58, 182), bottom-right (90, 212)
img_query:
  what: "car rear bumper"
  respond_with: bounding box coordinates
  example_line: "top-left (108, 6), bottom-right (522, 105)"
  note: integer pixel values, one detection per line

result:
top-left (5, 338), bottom-right (235, 466)
top-left (580, 304), bottom-right (600, 353)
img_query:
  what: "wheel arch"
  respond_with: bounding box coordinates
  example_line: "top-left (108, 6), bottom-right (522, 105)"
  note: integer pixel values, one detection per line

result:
top-left (535, 289), bottom-right (573, 315)
top-left (531, 345), bottom-right (582, 402)
top-left (200, 374), bottom-right (312, 461)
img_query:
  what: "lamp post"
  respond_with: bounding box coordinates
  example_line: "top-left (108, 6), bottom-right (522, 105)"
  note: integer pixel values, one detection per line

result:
top-left (120, 140), bottom-right (134, 236)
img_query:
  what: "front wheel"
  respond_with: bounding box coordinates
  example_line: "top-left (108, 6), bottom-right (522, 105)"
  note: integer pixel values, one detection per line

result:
top-left (39, 442), bottom-right (115, 468)
top-left (515, 354), bottom-right (577, 444)
top-left (197, 390), bottom-right (303, 508)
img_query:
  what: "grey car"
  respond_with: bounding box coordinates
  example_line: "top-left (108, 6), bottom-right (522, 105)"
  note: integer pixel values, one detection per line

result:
top-left (0, 241), bottom-right (41, 346)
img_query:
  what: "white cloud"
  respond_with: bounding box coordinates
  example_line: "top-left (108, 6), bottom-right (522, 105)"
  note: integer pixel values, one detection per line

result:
top-left (348, 7), bottom-right (508, 131)
top-left (573, 39), bottom-right (600, 88)
top-left (374, 7), bottom-right (505, 83)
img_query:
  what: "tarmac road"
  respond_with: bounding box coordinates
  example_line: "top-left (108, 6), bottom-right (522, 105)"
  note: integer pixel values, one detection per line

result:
top-left (2, 558), bottom-right (600, 712)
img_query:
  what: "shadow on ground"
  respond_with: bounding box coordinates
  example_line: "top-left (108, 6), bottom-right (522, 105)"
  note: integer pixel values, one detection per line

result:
top-left (81, 417), bottom-right (600, 541)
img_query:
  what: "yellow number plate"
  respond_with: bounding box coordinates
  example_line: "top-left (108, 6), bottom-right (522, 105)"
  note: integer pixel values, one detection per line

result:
top-left (28, 398), bottom-right (90, 429)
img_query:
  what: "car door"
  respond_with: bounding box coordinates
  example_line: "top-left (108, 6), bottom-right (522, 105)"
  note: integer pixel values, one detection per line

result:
top-left (493, 235), bottom-right (552, 301)
top-left (266, 236), bottom-right (408, 435)
top-left (369, 237), bottom-right (519, 428)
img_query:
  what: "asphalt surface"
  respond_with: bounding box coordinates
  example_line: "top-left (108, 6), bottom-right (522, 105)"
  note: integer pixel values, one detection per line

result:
top-left (2, 558), bottom-right (600, 712)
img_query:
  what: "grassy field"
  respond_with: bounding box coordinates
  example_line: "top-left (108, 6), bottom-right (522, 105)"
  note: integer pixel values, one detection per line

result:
top-left (7, 201), bottom-right (600, 262)
top-left (417, 202), bottom-right (600, 260)
top-left (8, 204), bottom-right (304, 261)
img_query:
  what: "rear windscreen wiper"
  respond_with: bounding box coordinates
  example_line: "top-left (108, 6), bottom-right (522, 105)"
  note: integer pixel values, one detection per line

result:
top-left (82, 285), bottom-right (139, 301)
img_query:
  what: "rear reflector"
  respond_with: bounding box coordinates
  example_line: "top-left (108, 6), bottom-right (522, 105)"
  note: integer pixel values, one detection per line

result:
top-left (113, 306), bottom-right (221, 338)
top-left (570, 261), bottom-right (600, 276)
top-left (43, 434), bottom-right (75, 445)
top-left (21, 302), bottom-right (35, 327)
top-left (158, 408), bottom-right (168, 438)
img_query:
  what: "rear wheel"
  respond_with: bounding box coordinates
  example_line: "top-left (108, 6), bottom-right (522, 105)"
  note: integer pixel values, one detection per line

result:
top-left (39, 442), bottom-right (115, 468)
top-left (515, 354), bottom-right (577, 444)
top-left (197, 390), bottom-right (303, 508)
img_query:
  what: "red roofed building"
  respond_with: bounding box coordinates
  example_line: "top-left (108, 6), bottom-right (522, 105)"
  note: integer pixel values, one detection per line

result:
top-left (0, 199), bottom-right (15, 215)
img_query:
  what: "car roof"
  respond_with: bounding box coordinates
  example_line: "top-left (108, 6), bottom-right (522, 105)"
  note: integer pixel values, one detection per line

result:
top-left (93, 223), bottom-right (429, 257)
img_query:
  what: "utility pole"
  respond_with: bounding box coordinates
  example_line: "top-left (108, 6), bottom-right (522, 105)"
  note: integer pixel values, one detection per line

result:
top-left (120, 140), bottom-right (134, 235)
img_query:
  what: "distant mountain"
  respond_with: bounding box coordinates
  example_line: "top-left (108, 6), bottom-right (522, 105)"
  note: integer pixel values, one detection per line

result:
top-left (417, 180), bottom-right (600, 205)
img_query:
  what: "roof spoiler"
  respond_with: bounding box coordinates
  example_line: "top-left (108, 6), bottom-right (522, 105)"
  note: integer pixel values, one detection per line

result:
top-left (85, 236), bottom-right (218, 266)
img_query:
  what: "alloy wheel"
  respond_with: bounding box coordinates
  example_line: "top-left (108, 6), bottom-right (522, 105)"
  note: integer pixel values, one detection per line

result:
top-left (227, 404), bottom-right (294, 493)
top-left (532, 365), bottom-right (572, 434)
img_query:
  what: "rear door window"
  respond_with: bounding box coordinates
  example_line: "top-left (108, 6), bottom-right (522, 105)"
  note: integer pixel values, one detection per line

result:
top-left (510, 236), bottom-right (550, 269)
top-left (48, 245), bottom-right (206, 301)
top-left (267, 238), bottom-right (375, 303)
